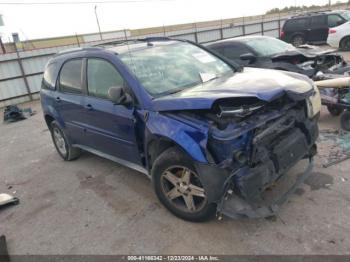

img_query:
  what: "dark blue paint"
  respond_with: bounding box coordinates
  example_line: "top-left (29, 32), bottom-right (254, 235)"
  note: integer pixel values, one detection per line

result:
top-left (40, 40), bottom-right (314, 171)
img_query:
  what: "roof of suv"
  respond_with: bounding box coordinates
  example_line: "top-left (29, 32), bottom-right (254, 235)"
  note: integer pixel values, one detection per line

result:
top-left (53, 37), bottom-right (181, 59)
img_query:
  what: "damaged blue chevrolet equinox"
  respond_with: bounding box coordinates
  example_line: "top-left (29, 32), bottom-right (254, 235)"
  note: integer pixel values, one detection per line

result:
top-left (41, 37), bottom-right (321, 221)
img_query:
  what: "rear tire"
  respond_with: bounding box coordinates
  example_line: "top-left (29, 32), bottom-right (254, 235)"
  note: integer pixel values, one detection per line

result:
top-left (291, 34), bottom-right (305, 47)
top-left (50, 121), bottom-right (81, 161)
top-left (152, 147), bottom-right (216, 222)
top-left (327, 105), bottom-right (344, 116)
top-left (340, 36), bottom-right (350, 51)
top-left (340, 111), bottom-right (350, 131)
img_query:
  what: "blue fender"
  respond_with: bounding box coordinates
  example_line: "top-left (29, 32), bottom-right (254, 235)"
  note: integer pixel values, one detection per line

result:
top-left (145, 111), bottom-right (209, 163)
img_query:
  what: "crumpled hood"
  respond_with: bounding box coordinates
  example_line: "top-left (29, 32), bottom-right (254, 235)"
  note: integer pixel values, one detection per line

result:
top-left (271, 45), bottom-right (336, 59)
top-left (152, 68), bottom-right (314, 111)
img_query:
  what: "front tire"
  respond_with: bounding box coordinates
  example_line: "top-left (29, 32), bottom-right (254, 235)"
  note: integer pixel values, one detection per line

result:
top-left (152, 147), bottom-right (216, 222)
top-left (50, 121), bottom-right (81, 161)
top-left (341, 111), bottom-right (350, 131)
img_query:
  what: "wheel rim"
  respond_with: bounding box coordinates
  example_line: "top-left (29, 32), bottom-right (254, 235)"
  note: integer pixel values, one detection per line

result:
top-left (53, 127), bottom-right (67, 155)
top-left (293, 36), bottom-right (303, 47)
top-left (160, 166), bottom-right (207, 213)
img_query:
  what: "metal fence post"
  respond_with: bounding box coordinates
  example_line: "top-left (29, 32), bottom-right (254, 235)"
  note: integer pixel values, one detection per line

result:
top-left (194, 23), bottom-right (198, 43)
top-left (261, 16), bottom-right (264, 35)
top-left (0, 37), bottom-right (5, 54)
top-left (163, 24), bottom-right (166, 36)
top-left (220, 19), bottom-right (224, 40)
top-left (242, 16), bottom-right (246, 36)
top-left (15, 45), bottom-right (32, 101)
top-left (75, 33), bottom-right (80, 47)
top-left (278, 11), bottom-right (281, 35)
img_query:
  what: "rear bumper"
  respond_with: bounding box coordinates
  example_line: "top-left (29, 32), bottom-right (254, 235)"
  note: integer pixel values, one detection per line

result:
top-left (327, 36), bottom-right (340, 49)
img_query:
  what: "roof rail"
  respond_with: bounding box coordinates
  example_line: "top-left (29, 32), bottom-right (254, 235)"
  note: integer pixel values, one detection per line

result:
top-left (291, 9), bottom-right (331, 18)
top-left (54, 47), bottom-right (102, 56)
top-left (94, 37), bottom-right (172, 47)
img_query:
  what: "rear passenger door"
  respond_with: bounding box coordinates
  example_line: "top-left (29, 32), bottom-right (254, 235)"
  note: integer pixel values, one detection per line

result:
top-left (82, 58), bottom-right (142, 165)
top-left (56, 58), bottom-right (86, 145)
top-left (309, 15), bottom-right (328, 42)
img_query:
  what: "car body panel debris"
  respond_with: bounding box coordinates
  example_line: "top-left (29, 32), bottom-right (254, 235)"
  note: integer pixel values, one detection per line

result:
top-left (0, 194), bottom-right (19, 208)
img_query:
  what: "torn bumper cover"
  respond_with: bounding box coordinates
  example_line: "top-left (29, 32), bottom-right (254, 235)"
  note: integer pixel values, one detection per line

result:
top-left (217, 158), bottom-right (314, 218)
top-left (195, 110), bottom-right (318, 219)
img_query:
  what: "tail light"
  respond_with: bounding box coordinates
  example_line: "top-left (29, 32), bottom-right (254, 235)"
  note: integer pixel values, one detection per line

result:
top-left (329, 29), bottom-right (337, 34)
top-left (280, 30), bottom-right (285, 39)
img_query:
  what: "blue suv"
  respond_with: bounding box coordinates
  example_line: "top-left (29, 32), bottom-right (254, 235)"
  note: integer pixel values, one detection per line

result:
top-left (40, 38), bottom-right (320, 221)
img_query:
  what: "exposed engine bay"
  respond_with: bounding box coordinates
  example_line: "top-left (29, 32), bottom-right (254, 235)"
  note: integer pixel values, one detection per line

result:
top-left (167, 94), bottom-right (319, 218)
top-left (271, 46), bottom-right (350, 78)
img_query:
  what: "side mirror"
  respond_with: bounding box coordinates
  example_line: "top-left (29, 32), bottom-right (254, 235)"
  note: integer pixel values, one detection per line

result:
top-left (240, 53), bottom-right (257, 64)
top-left (108, 86), bottom-right (133, 105)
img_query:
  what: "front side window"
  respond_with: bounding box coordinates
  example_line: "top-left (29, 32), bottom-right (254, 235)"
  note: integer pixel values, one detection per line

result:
top-left (328, 14), bottom-right (344, 27)
top-left (59, 59), bottom-right (83, 93)
top-left (240, 37), bottom-right (295, 57)
top-left (87, 59), bottom-right (124, 99)
top-left (119, 42), bottom-right (233, 96)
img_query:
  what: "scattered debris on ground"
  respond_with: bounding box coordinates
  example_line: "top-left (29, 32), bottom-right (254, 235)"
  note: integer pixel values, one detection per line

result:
top-left (0, 194), bottom-right (19, 209)
top-left (318, 129), bottom-right (350, 167)
top-left (3, 105), bottom-right (36, 123)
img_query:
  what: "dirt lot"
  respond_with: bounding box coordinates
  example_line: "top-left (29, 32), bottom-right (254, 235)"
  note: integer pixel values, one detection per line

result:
top-left (1, 51), bottom-right (350, 254)
top-left (0, 102), bottom-right (349, 255)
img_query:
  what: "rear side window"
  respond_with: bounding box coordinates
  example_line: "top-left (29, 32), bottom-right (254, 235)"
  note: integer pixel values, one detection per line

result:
top-left (284, 18), bottom-right (309, 30)
top-left (42, 63), bottom-right (57, 90)
top-left (310, 15), bottom-right (326, 27)
top-left (59, 59), bottom-right (83, 93)
top-left (87, 58), bottom-right (124, 99)
top-left (328, 14), bottom-right (344, 27)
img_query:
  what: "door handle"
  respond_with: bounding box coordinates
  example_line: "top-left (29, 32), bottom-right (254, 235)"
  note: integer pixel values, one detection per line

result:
top-left (85, 104), bottom-right (93, 110)
top-left (55, 97), bottom-right (61, 103)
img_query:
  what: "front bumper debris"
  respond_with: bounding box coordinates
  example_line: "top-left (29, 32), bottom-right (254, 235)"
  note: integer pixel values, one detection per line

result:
top-left (217, 158), bottom-right (313, 219)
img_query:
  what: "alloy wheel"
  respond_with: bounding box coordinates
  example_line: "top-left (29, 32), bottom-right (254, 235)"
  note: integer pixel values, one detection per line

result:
top-left (53, 127), bottom-right (67, 156)
top-left (160, 166), bottom-right (207, 213)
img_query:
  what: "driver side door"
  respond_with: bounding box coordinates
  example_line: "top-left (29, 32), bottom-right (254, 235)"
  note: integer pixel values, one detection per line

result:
top-left (81, 57), bottom-right (143, 165)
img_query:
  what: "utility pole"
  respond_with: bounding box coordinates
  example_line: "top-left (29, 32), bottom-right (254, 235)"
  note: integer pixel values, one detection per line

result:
top-left (329, 0), bottom-right (331, 7)
top-left (94, 5), bottom-right (103, 40)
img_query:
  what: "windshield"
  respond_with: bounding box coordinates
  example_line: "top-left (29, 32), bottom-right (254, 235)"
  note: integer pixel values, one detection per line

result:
top-left (119, 42), bottom-right (233, 96)
top-left (241, 37), bottom-right (296, 57)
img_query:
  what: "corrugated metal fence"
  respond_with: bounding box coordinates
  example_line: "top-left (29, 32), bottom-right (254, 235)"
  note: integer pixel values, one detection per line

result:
top-left (0, 16), bottom-right (287, 108)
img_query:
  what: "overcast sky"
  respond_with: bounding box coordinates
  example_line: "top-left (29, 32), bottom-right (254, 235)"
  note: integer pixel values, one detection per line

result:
top-left (0, 0), bottom-right (341, 41)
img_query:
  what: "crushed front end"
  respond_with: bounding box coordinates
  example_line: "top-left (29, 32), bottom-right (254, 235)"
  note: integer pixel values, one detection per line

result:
top-left (196, 94), bottom-right (319, 218)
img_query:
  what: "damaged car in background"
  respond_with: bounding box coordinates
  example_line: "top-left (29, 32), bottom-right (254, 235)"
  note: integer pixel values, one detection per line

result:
top-left (207, 35), bottom-right (350, 117)
top-left (206, 36), bottom-right (350, 78)
top-left (40, 38), bottom-right (321, 221)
